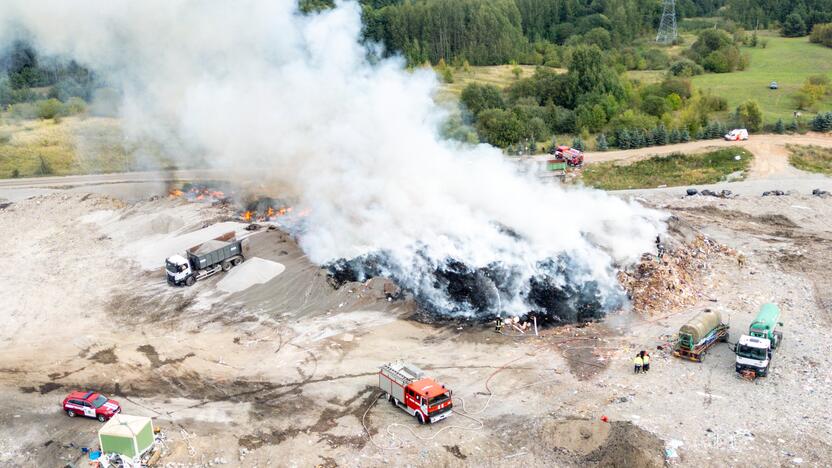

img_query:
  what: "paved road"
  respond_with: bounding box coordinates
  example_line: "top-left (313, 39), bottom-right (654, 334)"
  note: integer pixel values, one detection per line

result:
top-left (0, 169), bottom-right (224, 189)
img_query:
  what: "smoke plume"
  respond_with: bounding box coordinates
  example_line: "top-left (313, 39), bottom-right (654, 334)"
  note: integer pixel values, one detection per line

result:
top-left (0, 1), bottom-right (665, 320)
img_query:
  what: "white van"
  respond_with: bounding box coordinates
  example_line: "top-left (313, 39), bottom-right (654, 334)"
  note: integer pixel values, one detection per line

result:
top-left (724, 129), bottom-right (749, 141)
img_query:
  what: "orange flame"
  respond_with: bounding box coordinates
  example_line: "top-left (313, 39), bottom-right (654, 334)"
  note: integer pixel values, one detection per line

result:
top-left (243, 211), bottom-right (252, 222)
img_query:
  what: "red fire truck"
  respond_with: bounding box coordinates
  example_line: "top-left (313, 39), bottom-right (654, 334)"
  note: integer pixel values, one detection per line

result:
top-left (378, 361), bottom-right (453, 424)
top-left (551, 145), bottom-right (584, 167)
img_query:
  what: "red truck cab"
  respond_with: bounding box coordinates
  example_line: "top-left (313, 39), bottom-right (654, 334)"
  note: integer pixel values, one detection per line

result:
top-left (62, 391), bottom-right (121, 422)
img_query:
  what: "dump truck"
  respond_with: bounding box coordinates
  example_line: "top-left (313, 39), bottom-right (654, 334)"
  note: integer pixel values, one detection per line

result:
top-left (165, 232), bottom-right (249, 286)
top-left (673, 310), bottom-right (729, 362)
top-left (378, 361), bottom-right (453, 424)
top-left (735, 303), bottom-right (784, 377)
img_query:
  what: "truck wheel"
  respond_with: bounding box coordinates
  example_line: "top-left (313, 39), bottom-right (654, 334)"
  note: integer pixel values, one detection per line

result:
top-left (66, 409), bottom-right (76, 418)
top-left (97, 414), bottom-right (106, 422)
top-left (386, 393), bottom-right (392, 402)
top-left (416, 412), bottom-right (426, 425)
top-left (185, 276), bottom-right (195, 286)
top-left (720, 332), bottom-right (729, 343)
top-left (232, 258), bottom-right (242, 266)
top-left (222, 261), bottom-right (232, 272)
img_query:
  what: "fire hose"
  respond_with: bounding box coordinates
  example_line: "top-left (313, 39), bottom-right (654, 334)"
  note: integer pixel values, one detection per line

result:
top-left (362, 337), bottom-right (595, 450)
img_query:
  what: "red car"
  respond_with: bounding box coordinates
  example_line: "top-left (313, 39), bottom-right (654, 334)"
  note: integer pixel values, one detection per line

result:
top-left (62, 391), bottom-right (121, 422)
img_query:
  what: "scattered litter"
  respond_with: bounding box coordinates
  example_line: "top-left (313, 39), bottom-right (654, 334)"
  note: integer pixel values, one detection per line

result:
top-left (762, 190), bottom-right (786, 196)
top-left (699, 189), bottom-right (734, 198)
top-left (685, 188), bottom-right (698, 196)
top-left (812, 188), bottom-right (830, 197)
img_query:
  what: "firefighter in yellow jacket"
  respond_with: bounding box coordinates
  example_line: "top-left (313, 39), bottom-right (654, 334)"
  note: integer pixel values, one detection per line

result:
top-left (633, 354), bottom-right (643, 374)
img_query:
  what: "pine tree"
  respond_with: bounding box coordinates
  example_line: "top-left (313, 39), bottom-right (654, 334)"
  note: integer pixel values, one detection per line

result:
top-left (787, 119), bottom-right (798, 133)
top-left (617, 129), bottom-right (631, 149)
top-left (669, 128), bottom-right (681, 144)
top-left (572, 136), bottom-right (585, 151)
top-left (653, 124), bottom-right (668, 146)
top-left (811, 112), bottom-right (832, 132)
top-left (681, 129), bottom-right (691, 142)
top-left (644, 130), bottom-right (655, 147)
top-left (774, 119), bottom-right (785, 134)
top-left (695, 129), bottom-right (705, 140)
top-left (596, 133), bottom-right (608, 151)
top-left (633, 129), bottom-right (645, 148)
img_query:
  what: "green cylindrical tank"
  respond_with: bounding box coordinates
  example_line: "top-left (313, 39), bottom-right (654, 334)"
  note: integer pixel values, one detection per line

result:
top-left (680, 310), bottom-right (722, 345)
top-left (750, 303), bottom-right (781, 339)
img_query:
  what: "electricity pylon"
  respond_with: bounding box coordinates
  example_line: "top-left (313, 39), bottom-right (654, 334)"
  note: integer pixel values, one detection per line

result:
top-left (656, 0), bottom-right (678, 44)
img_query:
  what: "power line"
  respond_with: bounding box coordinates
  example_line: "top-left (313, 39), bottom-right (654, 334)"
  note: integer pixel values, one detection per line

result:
top-left (656, 0), bottom-right (678, 44)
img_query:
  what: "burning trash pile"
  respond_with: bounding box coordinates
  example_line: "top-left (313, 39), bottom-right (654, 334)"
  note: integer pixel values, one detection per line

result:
top-left (238, 196), bottom-right (310, 227)
top-left (168, 183), bottom-right (234, 204)
top-left (617, 235), bottom-right (736, 316)
top-left (326, 249), bottom-right (622, 325)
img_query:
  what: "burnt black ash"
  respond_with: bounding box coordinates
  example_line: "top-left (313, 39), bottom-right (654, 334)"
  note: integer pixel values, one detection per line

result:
top-left (325, 252), bottom-right (621, 324)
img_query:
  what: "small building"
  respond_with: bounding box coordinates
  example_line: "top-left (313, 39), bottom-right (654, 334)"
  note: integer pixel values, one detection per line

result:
top-left (98, 414), bottom-right (155, 460)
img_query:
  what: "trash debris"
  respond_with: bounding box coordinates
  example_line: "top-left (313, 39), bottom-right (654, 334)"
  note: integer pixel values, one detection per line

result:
top-left (685, 188), bottom-right (698, 196)
top-left (617, 235), bottom-right (735, 315)
top-left (811, 188), bottom-right (830, 198)
top-left (699, 189), bottom-right (734, 198)
top-left (762, 190), bottom-right (786, 196)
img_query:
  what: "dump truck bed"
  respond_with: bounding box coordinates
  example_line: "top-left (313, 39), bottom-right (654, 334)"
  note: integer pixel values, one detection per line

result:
top-left (186, 232), bottom-right (242, 270)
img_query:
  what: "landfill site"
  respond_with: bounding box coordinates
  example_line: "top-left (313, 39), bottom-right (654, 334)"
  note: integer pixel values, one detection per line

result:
top-left (2, 2), bottom-right (832, 467)
top-left (1, 132), bottom-right (832, 467)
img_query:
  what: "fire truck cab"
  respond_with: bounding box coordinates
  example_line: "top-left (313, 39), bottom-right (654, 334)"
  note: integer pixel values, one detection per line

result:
top-left (378, 361), bottom-right (453, 424)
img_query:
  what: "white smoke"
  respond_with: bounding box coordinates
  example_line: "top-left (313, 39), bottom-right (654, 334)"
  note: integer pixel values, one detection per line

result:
top-left (1, 0), bottom-right (665, 318)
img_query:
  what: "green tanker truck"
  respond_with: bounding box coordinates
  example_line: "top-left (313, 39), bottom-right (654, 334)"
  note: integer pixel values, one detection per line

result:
top-left (673, 309), bottom-right (730, 362)
top-left (735, 303), bottom-right (784, 377)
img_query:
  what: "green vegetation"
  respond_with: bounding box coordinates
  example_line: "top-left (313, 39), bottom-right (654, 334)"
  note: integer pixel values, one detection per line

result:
top-left (724, 0), bottom-right (832, 35)
top-left (0, 117), bottom-right (172, 178)
top-left (691, 35), bottom-right (832, 123)
top-left (582, 148), bottom-right (753, 190)
top-left (362, 0), bottom-right (661, 66)
top-left (788, 144), bottom-right (832, 175)
top-left (810, 22), bottom-right (832, 47)
top-left (685, 29), bottom-right (748, 73)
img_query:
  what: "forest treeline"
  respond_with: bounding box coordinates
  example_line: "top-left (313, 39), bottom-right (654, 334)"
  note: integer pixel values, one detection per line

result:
top-left (302, 0), bottom-right (724, 65)
top-left (724, 0), bottom-right (832, 36)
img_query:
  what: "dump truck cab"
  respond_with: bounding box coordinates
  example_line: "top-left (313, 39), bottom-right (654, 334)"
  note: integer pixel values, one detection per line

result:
top-left (165, 254), bottom-right (192, 285)
top-left (735, 335), bottom-right (772, 376)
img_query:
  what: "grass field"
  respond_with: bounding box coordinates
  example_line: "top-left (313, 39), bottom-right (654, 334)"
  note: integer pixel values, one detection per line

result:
top-left (692, 33), bottom-right (832, 124)
top-left (0, 116), bottom-right (172, 178)
top-left (787, 144), bottom-right (832, 175)
top-left (435, 64), bottom-right (565, 104)
top-left (581, 148), bottom-right (753, 190)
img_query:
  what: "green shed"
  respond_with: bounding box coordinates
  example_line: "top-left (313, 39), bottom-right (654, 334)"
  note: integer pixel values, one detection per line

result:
top-left (98, 414), bottom-right (154, 459)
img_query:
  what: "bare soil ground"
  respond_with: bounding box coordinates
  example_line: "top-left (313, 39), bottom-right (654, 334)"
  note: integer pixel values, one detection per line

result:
top-left (1, 183), bottom-right (831, 467)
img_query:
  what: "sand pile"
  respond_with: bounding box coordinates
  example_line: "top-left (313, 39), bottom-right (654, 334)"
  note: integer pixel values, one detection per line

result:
top-left (617, 235), bottom-right (736, 315)
top-left (217, 257), bottom-right (285, 293)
